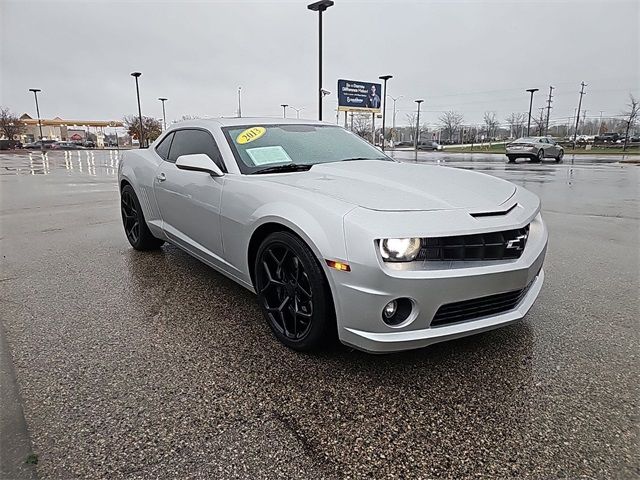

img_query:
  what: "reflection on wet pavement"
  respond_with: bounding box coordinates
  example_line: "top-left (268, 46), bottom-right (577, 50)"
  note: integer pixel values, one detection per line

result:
top-left (1, 150), bottom-right (121, 177)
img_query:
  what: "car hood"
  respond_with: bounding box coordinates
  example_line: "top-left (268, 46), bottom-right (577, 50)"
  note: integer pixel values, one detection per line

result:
top-left (262, 160), bottom-right (516, 212)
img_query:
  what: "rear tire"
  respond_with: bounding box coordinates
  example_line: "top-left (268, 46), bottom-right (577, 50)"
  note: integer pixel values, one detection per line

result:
top-left (120, 184), bottom-right (164, 251)
top-left (507, 155), bottom-right (516, 163)
top-left (555, 150), bottom-right (564, 162)
top-left (530, 149), bottom-right (543, 163)
top-left (254, 231), bottom-right (335, 351)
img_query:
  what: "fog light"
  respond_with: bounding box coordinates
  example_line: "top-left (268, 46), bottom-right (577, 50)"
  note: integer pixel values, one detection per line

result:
top-left (383, 300), bottom-right (397, 318)
top-left (381, 297), bottom-right (413, 326)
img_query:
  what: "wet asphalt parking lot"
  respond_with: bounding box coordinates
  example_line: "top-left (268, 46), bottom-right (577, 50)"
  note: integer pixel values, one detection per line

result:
top-left (0, 149), bottom-right (638, 479)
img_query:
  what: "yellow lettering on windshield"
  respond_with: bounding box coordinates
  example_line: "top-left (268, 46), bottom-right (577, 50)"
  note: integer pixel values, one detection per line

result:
top-left (236, 127), bottom-right (266, 145)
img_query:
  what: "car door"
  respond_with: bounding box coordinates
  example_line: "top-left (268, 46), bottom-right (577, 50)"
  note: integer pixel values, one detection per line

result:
top-left (539, 137), bottom-right (549, 157)
top-left (548, 138), bottom-right (560, 156)
top-left (153, 128), bottom-right (226, 264)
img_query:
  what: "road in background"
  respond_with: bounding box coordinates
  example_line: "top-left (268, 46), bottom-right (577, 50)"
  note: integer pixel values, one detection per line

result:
top-left (1, 150), bottom-right (638, 478)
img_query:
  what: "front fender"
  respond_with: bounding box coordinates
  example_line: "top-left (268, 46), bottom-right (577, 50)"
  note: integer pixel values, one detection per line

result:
top-left (219, 176), bottom-right (356, 287)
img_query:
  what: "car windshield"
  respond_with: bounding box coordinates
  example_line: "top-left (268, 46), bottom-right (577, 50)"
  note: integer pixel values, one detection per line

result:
top-left (222, 124), bottom-right (390, 174)
top-left (514, 137), bottom-right (539, 143)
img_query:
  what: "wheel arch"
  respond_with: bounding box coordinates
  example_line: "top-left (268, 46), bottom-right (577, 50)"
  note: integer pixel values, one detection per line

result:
top-left (247, 220), bottom-right (328, 289)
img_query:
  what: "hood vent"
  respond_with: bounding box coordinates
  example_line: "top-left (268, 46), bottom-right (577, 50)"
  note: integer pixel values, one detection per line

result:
top-left (470, 203), bottom-right (517, 218)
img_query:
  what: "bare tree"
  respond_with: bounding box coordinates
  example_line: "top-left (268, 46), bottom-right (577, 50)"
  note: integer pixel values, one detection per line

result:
top-left (352, 113), bottom-right (372, 141)
top-left (622, 94), bottom-right (639, 151)
top-left (123, 115), bottom-right (163, 145)
top-left (531, 108), bottom-right (546, 136)
top-left (505, 112), bottom-right (526, 138)
top-left (0, 107), bottom-right (26, 145)
top-left (483, 111), bottom-right (499, 141)
top-left (439, 111), bottom-right (464, 143)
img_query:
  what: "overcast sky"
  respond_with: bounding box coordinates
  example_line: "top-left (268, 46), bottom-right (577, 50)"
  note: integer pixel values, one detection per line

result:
top-left (1, 0), bottom-right (638, 127)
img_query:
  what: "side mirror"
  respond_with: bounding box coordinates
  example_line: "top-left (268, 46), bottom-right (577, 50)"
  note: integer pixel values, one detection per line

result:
top-left (175, 154), bottom-right (224, 177)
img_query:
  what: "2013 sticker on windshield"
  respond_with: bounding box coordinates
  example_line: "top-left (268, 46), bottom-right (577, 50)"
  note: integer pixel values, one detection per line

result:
top-left (236, 127), bottom-right (266, 145)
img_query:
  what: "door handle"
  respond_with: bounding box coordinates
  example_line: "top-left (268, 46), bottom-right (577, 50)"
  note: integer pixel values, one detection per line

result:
top-left (156, 172), bottom-right (166, 182)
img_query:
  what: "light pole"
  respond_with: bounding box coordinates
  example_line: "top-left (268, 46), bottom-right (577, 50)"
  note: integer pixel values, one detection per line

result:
top-left (130, 72), bottom-right (144, 148)
top-left (291, 106), bottom-right (303, 119)
top-left (281, 104), bottom-right (289, 118)
top-left (307, 0), bottom-right (334, 121)
top-left (378, 75), bottom-right (392, 151)
top-left (158, 97), bottom-right (168, 130)
top-left (526, 88), bottom-right (539, 136)
top-left (414, 99), bottom-right (424, 152)
top-left (28, 88), bottom-right (45, 153)
top-left (237, 86), bottom-right (242, 117)
top-left (390, 95), bottom-right (402, 144)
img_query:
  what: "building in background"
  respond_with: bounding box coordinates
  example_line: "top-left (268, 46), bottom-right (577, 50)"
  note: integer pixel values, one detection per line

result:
top-left (18, 114), bottom-right (123, 147)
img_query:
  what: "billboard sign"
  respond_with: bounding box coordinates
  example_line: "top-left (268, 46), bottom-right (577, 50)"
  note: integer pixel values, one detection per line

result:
top-left (337, 79), bottom-right (382, 113)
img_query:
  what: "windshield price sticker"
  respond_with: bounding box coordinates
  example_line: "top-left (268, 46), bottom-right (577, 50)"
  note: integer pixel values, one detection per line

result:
top-left (236, 127), bottom-right (266, 145)
top-left (246, 146), bottom-right (292, 166)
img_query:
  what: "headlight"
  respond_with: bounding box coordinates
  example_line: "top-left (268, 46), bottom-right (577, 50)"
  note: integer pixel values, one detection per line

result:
top-left (379, 238), bottom-right (421, 262)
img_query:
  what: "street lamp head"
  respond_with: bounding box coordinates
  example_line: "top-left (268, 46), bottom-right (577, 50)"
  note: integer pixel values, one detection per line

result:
top-left (158, 97), bottom-right (167, 102)
top-left (379, 75), bottom-right (393, 81)
top-left (281, 104), bottom-right (289, 108)
top-left (29, 88), bottom-right (41, 93)
top-left (307, 0), bottom-right (334, 11)
top-left (321, 89), bottom-right (331, 97)
top-left (415, 99), bottom-right (424, 104)
top-left (130, 72), bottom-right (142, 78)
top-left (526, 88), bottom-right (539, 93)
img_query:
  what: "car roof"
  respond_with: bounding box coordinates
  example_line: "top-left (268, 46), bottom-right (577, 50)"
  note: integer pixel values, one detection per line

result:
top-left (170, 117), bottom-right (332, 129)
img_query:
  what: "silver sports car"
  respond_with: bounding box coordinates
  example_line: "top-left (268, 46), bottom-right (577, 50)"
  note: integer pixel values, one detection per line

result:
top-left (119, 118), bottom-right (547, 353)
top-left (506, 136), bottom-right (564, 163)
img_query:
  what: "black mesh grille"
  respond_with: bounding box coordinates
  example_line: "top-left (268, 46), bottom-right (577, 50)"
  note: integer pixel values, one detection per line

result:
top-left (431, 281), bottom-right (534, 327)
top-left (417, 225), bottom-right (529, 261)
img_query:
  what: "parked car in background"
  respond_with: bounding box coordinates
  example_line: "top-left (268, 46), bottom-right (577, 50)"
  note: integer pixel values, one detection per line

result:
top-left (417, 140), bottom-right (443, 151)
top-left (594, 133), bottom-right (620, 143)
top-left (24, 139), bottom-right (58, 150)
top-left (506, 137), bottom-right (564, 163)
top-left (0, 139), bottom-right (23, 150)
top-left (83, 140), bottom-right (96, 148)
top-left (54, 141), bottom-right (87, 150)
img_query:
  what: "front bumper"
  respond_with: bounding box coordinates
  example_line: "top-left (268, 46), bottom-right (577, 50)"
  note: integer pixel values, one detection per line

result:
top-left (330, 208), bottom-right (547, 353)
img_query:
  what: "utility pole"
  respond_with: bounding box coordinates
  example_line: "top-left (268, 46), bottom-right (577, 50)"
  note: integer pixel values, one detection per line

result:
top-left (573, 81), bottom-right (587, 144)
top-left (599, 111), bottom-right (603, 135)
top-left (237, 87), bottom-right (242, 118)
top-left (545, 85), bottom-right (554, 136)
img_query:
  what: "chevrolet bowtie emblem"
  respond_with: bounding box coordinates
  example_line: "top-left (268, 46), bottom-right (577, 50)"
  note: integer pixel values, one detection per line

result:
top-left (506, 234), bottom-right (527, 251)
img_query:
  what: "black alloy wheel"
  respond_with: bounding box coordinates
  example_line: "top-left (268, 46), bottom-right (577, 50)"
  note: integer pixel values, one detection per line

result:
top-left (255, 231), bottom-right (334, 351)
top-left (120, 184), bottom-right (164, 250)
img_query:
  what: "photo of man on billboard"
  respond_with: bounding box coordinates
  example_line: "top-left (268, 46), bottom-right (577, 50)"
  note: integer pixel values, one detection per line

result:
top-left (366, 84), bottom-right (381, 109)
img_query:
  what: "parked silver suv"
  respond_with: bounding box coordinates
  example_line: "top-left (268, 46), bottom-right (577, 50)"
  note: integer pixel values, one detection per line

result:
top-left (506, 137), bottom-right (564, 163)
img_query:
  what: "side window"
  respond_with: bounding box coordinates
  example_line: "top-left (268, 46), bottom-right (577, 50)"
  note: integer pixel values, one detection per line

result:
top-left (155, 132), bottom-right (174, 160)
top-left (168, 129), bottom-right (225, 171)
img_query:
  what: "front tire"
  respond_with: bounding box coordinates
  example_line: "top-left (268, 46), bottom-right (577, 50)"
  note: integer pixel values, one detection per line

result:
top-left (507, 155), bottom-right (516, 163)
top-left (254, 231), bottom-right (335, 351)
top-left (120, 184), bottom-right (164, 251)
